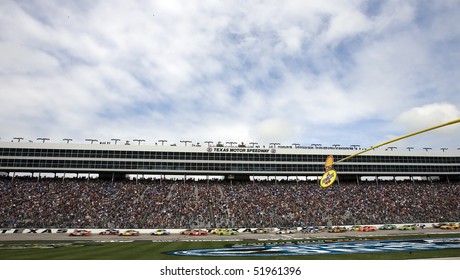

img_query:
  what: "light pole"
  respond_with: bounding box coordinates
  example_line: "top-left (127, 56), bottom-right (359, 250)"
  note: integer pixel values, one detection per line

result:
top-left (63, 138), bottom-right (73, 144)
top-left (423, 147), bottom-right (432, 151)
top-left (350, 144), bottom-right (360, 150)
top-left (249, 142), bottom-right (258, 147)
top-left (158, 140), bottom-right (167, 146)
top-left (13, 137), bottom-right (24, 142)
top-left (226, 141), bottom-right (237, 147)
top-left (332, 144), bottom-right (340, 149)
top-left (292, 143), bottom-right (300, 148)
top-left (133, 139), bottom-right (145, 145)
top-left (204, 141), bottom-right (213, 147)
top-left (386, 146), bottom-right (397, 151)
top-left (180, 140), bottom-right (192, 146)
top-left (441, 148), bottom-right (448, 152)
top-left (37, 137), bottom-right (50, 143)
top-left (85, 139), bottom-right (98, 144)
top-left (111, 138), bottom-right (121, 144)
top-left (406, 147), bottom-right (414, 151)
top-left (311, 143), bottom-right (321, 149)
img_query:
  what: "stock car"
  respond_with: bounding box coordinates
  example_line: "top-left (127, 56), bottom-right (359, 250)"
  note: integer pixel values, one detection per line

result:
top-left (328, 226), bottom-right (347, 233)
top-left (359, 226), bottom-right (378, 232)
top-left (252, 228), bottom-right (271, 234)
top-left (349, 225), bottom-right (363, 231)
top-left (180, 229), bottom-right (192, 235)
top-left (98, 229), bottom-right (119, 235)
top-left (189, 229), bottom-right (208, 236)
top-left (217, 229), bottom-right (239, 235)
top-left (379, 224), bottom-right (397, 230)
top-left (302, 226), bottom-right (320, 233)
top-left (151, 229), bottom-right (170, 235)
top-left (275, 228), bottom-right (298, 234)
top-left (398, 224), bottom-right (417, 230)
top-left (432, 222), bottom-right (450, 228)
top-left (209, 228), bottom-right (226, 235)
top-left (440, 223), bottom-right (460, 230)
top-left (118, 230), bottom-right (140, 236)
top-left (69, 229), bottom-right (92, 236)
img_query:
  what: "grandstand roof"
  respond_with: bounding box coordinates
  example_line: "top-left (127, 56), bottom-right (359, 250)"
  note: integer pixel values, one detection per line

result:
top-left (1, 141), bottom-right (459, 179)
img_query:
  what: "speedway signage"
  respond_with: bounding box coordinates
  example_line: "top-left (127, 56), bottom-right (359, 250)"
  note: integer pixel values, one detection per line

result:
top-left (207, 147), bottom-right (275, 153)
top-left (168, 238), bottom-right (460, 257)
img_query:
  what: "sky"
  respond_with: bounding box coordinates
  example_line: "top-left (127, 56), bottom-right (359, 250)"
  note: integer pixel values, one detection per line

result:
top-left (1, 0), bottom-right (460, 151)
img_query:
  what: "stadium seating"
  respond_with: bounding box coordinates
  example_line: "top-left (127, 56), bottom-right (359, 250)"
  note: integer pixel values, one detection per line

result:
top-left (0, 177), bottom-right (458, 228)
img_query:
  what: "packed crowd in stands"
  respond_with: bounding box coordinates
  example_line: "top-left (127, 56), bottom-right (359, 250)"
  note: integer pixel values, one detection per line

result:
top-left (0, 176), bottom-right (459, 229)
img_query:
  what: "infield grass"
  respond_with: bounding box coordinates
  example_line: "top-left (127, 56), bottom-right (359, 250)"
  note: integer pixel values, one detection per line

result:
top-left (1, 233), bottom-right (460, 260)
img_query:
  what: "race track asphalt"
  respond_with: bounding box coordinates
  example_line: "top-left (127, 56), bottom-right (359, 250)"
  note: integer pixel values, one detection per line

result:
top-left (1, 228), bottom-right (458, 242)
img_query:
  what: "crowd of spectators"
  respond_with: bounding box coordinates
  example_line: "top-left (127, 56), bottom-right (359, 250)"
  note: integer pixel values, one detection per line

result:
top-left (0, 177), bottom-right (459, 229)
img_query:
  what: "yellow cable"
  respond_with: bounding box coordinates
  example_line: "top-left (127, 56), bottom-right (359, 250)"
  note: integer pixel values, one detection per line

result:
top-left (335, 119), bottom-right (460, 164)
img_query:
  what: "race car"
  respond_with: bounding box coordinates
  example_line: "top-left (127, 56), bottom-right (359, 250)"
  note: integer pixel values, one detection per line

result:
top-left (151, 229), bottom-right (170, 235)
top-left (398, 224), bottom-right (416, 230)
top-left (328, 226), bottom-right (347, 233)
top-left (209, 228), bottom-right (226, 235)
top-left (98, 229), bottom-right (119, 235)
top-left (275, 228), bottom-right (298, 234)
top-left (217, 229), bottom-right (239, 235)
top-left (349, 225), bottom-right (363, 231)
top-left (379, 224), bottom-right (397, 230)
top-left (118, 230), bottom-right (140, 236)
top-left (189, 229), bottom-right (208, 236)
top-left (440, 223), bottom-right (460, 230)
top-left (180, 229), bottom-right (192, 235)
top-left (252, 228), bottom-right (271, 234)
top-left (359, 226), bottom-right (378, 232)
top-left (432, 222), bottom-right (450, 228)
top-left (69, 229), bottom-right (91, 236)
top-left (302, 226), bottom-right (320, 233)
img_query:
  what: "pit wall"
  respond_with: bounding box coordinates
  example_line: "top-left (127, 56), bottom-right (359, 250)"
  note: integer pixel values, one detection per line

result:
top-left (1, 223), bottom-right (457, 234)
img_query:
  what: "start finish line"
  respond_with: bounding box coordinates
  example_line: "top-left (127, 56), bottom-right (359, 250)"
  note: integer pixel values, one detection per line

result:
top-left (168, 238), bottom-right (460, 257)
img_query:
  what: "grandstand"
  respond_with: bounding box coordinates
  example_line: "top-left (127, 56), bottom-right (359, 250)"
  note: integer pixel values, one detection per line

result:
top-left (0, 140), bottom-right (459, 182)
top-left (0, 141), bottom-right (459, 229)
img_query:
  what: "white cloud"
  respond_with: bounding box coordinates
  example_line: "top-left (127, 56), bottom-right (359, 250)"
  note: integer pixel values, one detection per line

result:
top-left (388, 103), bottom-right (460, 149)
top-left (0, 0), bottom-right (459, 149)
top-left (395, 103), bottom-right (460, 130)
